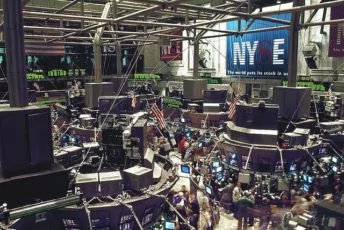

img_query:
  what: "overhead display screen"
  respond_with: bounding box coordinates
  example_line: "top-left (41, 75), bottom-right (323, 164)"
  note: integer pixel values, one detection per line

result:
top-left (226, 13), bottom-right (291, 79)
top-left (0, 43), bottom-right (143, 80)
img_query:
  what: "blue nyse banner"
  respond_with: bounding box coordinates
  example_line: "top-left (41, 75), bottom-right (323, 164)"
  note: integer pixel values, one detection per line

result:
top-left (226, 14), bottom-right (291, 78)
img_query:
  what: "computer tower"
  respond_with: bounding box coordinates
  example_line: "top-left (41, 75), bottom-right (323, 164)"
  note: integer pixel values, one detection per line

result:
top-left (0, 106), bottom-right (53, 178)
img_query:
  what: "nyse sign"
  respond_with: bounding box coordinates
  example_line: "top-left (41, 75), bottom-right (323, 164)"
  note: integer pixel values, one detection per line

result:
top-left (226, 14), bottom-right (290, 78)
top-left (233, 39), bottom-right (285, 66)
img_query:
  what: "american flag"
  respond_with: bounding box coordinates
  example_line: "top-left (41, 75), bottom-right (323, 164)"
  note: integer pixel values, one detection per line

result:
top-left (151, 103), bottom-right (165, 128)
top-left (228, 97), bottom-right (240, 120)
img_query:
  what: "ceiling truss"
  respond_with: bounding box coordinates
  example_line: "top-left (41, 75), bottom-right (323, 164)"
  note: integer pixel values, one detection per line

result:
top-left (0, 0), bottom-right (343, 46)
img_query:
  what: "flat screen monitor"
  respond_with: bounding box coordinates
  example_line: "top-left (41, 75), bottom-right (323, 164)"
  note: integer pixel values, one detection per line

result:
top-left (180, 165), bottom-right (190, 174)
top-left (303, 174), bottom-right (308, 182)
top-left (216, 173), bottom-right (223, 181)
top-left (332, 157), bottom-right (338, 163)
top-left (307, 176), bottom-right (313, 183)
top-left (165, 221), bottom-right (175, 229)
top-left (212, 161), bottom-right (220, 168)
top-left (216, 166), bottom-right (222, 173)
top-left (333, 165), bottom-right (338, 172)
top-left (205, 184), bottom-right (213, 196)
top-left (290, 163), bottom-right (296, 171)
top-left (303, 184), bottom-right (310, 192)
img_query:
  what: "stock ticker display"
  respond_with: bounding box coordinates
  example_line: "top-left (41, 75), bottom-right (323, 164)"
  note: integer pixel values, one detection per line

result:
top-left (0, 43), bottom-right (143, 81)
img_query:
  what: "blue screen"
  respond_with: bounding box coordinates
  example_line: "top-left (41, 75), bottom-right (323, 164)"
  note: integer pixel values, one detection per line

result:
top-left (212, 161), bottom-right (220, 168)
top-left (181, 165), bottom-right (190, 174)
top-left (165, 222), bottom-right (175, 229)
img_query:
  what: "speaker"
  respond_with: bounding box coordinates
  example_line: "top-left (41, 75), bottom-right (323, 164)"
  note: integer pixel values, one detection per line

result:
top-left (85, 82), bottom-right (114, 108)
top-left (122, 166), bottom-right (153, 191)
top-left (273, 87), bottom-right (311, 120)
top-left (0, 106), bottom-right (53, 178)
top-left (131, 119), bottom-right (148, 159)
top-left (183, 79), bottom-right (207, 100)
top-left (99, 171), bottom-right (122, 197)
top-left (305, 56), bottom-right (318, 69)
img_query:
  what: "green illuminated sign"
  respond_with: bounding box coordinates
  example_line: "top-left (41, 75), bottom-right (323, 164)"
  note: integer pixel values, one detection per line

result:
top-left (47, 69), bottom-right (86, 78)
top-left (27, 69), bottom-right (45, 80)
top-left (163, 97), bottom-right (183, 109)
top-left (133, 73), bottom-right (161, 81)
top-left (282, 81), bottom-right (326, 91)
top-left (200, 76), bottom-right (222, 84)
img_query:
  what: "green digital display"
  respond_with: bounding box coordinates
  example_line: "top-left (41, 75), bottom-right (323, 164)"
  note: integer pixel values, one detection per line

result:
top-left (200, 76), bottom-right (222, 84)
top-left (163, 97), bottom-right (183, 109)
top-left (47, 69), bottom-right (86, 78)
top-left (282, 81), bottom-right (326, 91)
top-left (27, 70), bottom-right (44, 80)
top-left (133, 73), bottom-right (161, 81)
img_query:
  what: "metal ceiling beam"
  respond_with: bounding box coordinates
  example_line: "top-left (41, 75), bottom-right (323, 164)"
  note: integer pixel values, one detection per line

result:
top-left (190, 0), bottom-right (344, 28)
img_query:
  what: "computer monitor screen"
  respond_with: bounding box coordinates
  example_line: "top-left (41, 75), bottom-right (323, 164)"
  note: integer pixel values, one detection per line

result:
top-left (303, 184), bottom-right (310, 192)
top-left (205, 185), bottom-right (213, 196)
top-left (307, 176), bottom-right (313, 184)
top-left (217, 173), bottom-right (223, 181)
top-left (290, 163), bottom-right (296, 171)
top-left (216, 166), bottom-right (222, 173)
top-left (332, 157), bottom-right (338, 163)
top-left (212, 161), bottom-right (220, 168)
top-left (303, 175), bottom-right (307, 182)
top-left (180, 165), bottom-right (190, 174)
top-left (165, 221), bottom-right (175, 229)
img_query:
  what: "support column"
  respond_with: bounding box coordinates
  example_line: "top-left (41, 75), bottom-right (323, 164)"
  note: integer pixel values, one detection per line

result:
top-left (288, 0), bottom-right (302, 87)
top-left (193, 40), bottom-right (199, 78)
top-left (116, 42), bottom-right (122, 76)
top-left (3, 0), bottom-right (28, 107)
top-left (93, 43), bottom-right (102, 83)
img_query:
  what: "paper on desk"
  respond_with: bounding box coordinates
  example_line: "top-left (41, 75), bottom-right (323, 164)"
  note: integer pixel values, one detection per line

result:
top-left (328, 217), bottom-right (336, 227)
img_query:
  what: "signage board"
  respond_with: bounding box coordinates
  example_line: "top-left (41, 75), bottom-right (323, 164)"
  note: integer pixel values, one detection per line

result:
top-left (133, 73), bottom-right (161, 81)
top-left (162, 97), bottom-right (183, 109)
top-left (160, 30), bottom-right (183, 61)
top-left (282, 81), bottom-right (327, 91)
top-left (226, 14), bottom-right (291, 78)
top-left (329, 5), bottom-right (344, 57)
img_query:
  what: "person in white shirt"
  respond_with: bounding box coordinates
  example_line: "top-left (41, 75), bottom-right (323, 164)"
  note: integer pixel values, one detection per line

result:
top-left (232, 182), bottom-right (243, 202)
